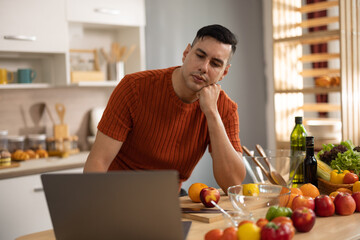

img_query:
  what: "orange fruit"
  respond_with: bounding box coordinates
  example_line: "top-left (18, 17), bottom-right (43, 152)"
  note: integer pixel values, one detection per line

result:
top-left (329, 191), bottom-right (340, 198)
top-left (188, 183), bottom-right (208, 203)
top-left (279, 187), bottom-right (291, 206)
top-left (290, 187), bottom-right (303, 195)
top-left (286, 193), bottom-right (299, 208)
top-left (300, 183), bottom-right (320, 198)
top-left (284, 188), bottom-right (303, 208)
top-left (336, 187), bottom-right (352, 194)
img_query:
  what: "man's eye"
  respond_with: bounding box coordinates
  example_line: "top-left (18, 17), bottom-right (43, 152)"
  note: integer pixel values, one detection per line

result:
top-left (211, 62), bottom-right (221, 67)
top-left (196, 54), bottom-right (205, 58)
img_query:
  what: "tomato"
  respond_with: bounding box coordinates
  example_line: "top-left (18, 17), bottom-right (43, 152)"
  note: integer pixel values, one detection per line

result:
top-left (261, 222), bottom-right (293, 240)
top-left (204, 229), bottom-right (223, 240)
top-left (271, 216), bottom-right (295, 238)
top-left (343, 172), bottom-right (359, 184)
top-left (219, 227), bottom-right (237, 240)
top-left (256, 218), bottom-right (269, 229)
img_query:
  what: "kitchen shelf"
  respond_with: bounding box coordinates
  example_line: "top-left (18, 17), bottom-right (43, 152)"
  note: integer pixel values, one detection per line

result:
top-left (299, 103), bottom-right (341, 112)
top-left (70, 81), bottom-right (119, 87)
top-left (300, 68), bottom-right (340, 77)
top-left (297, 16), bottom-right (339, 29)
top-left (275, 87), bottom-right (341, 94)
top-left (274, 29), bottom-right (340, 45)
top-left (0, 83), bottom-right (51, 89)
top-left (299, 53), bottom-right (340, 62)
top-left (296, 0), bottom-right (339, 13)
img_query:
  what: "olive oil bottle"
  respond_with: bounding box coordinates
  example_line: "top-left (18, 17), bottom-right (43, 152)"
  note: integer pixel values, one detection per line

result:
top-left (290, 116), bottom-right (307, 187)
top-left (304, 136), bottom-right (318, 187)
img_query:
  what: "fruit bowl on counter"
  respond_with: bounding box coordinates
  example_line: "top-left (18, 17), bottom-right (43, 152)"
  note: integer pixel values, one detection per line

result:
top-left (227, 184), bottom-right (291, 220)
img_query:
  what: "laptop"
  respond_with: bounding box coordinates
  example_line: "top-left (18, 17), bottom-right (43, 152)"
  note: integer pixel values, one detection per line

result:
top-left (41, 170), bottom-right (191, 240)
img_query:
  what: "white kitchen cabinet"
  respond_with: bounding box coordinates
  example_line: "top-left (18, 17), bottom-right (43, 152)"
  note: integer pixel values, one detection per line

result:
top-left (0, 168), bottom-right (83, 240)
top-left (66, 0), bottom-right (145, 27)
top-left (0, 0), bottom-right (146, 88)
top-left (0, 0), bottom-right (68, 53)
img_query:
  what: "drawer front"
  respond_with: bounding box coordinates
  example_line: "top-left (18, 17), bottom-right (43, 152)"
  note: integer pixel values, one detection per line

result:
top-left (67, 0), bottom-right (145, 26)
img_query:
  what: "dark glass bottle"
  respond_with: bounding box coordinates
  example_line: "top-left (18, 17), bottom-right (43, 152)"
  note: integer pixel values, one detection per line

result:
top-left (290, 116), bottom-right (307, 187)
top-left (304, 136), bottom-right (318, 187)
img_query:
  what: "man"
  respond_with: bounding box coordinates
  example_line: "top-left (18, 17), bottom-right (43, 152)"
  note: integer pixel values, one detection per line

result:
top-left (84, 24), bottom-right (246, 193)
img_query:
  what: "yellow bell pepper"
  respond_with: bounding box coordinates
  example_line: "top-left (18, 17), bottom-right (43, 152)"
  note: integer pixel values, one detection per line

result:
top-left (353, 181), bottom-right (360, 192)
top-left (330, 169), bottom-right (350, 184)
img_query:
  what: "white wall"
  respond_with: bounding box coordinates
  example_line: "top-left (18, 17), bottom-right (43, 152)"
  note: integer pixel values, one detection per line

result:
top-left (145, 0), bottom-right (267, 189)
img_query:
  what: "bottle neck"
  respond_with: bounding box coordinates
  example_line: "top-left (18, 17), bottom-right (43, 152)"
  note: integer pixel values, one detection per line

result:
top-left (306, 146), bottom-right (314, 156)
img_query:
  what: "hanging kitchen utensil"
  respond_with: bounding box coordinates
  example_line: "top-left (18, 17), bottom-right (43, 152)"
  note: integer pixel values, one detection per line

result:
top-left (255, 144), bottom-right (287, 186)
top-left (242, 146), bottom-right (276, 184)
top-left (53, 103), bottom-right (69, 139)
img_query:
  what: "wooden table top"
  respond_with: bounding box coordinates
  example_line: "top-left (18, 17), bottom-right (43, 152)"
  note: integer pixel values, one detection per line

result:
top-left (16, 194), bottom-right (360, 240)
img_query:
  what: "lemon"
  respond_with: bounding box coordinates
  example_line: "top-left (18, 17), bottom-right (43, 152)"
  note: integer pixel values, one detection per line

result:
top-left (243, 183), bottom-right (259, 196)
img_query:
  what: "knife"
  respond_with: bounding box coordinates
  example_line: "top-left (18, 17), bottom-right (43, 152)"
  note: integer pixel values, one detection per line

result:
top-left (181, 207), bottom-right (228, 213)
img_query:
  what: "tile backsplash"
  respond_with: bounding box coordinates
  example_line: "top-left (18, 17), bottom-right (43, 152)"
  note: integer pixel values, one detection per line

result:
top-left (0, 87), bottom-right (113, 151)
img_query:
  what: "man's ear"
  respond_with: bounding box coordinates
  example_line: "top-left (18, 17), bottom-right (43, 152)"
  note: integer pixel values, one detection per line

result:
top-left (219, 64), bottom-right (231, 81)
top-left (182, 44), bottom-right (192, 63)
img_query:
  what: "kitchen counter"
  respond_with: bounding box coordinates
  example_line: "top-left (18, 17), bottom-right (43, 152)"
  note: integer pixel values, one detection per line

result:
top-left (16, 192), bottom-right (360, 240)
top-left (0, 152), bottom-right (88, 180)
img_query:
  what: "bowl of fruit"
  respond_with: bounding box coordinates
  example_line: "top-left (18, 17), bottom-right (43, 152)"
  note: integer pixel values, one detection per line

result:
top-left (227, 184), bottom-right (291, 220)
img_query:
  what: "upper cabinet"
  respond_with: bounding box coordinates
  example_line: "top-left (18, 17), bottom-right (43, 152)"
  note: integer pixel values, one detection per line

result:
top-left (0, 0), bottom-right (146, 88)
top-left (272, 0), bottom-right (360, 148)
top-left (66, 0), bottom-right (145, 26)
top-left (0, 0), bottom-right (67, 53)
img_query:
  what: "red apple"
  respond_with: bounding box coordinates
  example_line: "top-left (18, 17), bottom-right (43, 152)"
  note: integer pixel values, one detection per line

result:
top-left (351, 192), bottom-right (360, 212)
top-left (291, 207), bottom-right (316, 232)
top-left (314, 195), bottom-right (335, 217)
top-left (343, 172), bottom-right (359, 184)
top-left (334, 192), bottom-right (356, 215)
top-left (291, 195), bottom-right (315, 211)
top-left (200, 187), bottom-right (220, 208)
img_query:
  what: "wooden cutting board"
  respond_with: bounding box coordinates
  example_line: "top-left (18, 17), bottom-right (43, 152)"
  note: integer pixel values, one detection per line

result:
top-left (54, 103), bottom-right (69, 139)
top-left (180, 193), bottom-right (233, 223)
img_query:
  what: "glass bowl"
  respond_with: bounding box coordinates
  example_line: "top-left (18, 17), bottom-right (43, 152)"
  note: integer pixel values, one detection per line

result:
top-left (227, 184), bottom-right (291, 220)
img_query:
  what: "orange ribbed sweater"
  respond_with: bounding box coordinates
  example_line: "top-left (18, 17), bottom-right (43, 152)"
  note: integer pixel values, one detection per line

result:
top-left (98, 67), bottom-right (241, 182)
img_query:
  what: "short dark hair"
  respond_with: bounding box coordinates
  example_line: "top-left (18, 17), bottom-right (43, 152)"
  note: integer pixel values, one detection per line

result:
top-left (192, 24), bottom-right (238, 56)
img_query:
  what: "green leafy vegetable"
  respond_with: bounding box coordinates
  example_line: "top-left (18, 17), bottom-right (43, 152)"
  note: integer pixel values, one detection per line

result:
top-left (340, 139), bottom-right (355, 151)
top-left (318, 140), bottom-right (360, 175)
top-left (330, 148), bottom-right (360, 175)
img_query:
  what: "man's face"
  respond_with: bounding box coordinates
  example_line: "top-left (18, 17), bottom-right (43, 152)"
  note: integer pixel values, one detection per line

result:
top-left (181, 36), bottom-right (232, 93)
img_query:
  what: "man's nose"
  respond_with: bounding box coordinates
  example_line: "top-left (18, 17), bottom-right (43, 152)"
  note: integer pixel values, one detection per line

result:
top-left (198, 60), bottom-right (210, 74)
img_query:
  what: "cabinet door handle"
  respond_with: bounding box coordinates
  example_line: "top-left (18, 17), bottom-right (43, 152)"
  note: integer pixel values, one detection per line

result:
top-left (33, 187), bottom-right (44, 192)
top-left (4, 35), bottom-right (37, 41)
top-left (94, 8), bottom-right (121, 15)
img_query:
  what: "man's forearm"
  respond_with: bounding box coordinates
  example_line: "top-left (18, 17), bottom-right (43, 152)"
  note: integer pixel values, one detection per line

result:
top-left (83, 156), bottom-right (109, 172)
top-left (206, 111), bottom-right (246, 193)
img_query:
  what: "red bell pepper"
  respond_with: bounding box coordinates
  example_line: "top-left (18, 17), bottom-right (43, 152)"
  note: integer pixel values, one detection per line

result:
top-left (261, 222), bottom-right (293, 240)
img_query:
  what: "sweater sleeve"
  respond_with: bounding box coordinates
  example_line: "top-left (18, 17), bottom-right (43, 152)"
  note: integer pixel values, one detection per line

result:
top-left (97, 75), bottom-right (138, 142)
top-left (208, 92), bottom-right (242, 153)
